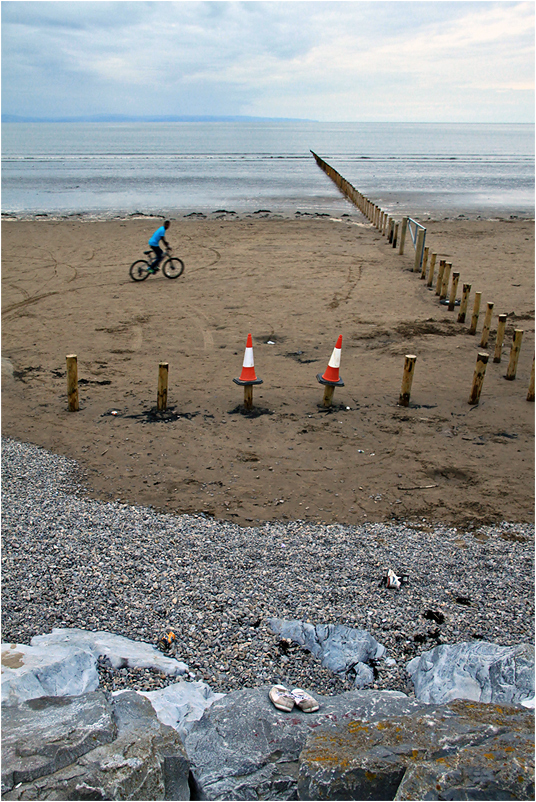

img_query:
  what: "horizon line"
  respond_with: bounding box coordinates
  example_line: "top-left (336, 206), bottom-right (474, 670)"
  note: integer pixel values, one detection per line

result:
top-left (2, 114), bottom-right (533, 125)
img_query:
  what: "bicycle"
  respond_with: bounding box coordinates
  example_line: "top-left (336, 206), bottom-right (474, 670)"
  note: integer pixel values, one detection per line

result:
top-left (129, 250), bottom-right (185, 282)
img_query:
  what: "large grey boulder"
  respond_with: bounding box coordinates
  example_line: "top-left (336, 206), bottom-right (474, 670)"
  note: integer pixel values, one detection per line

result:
top-left (2, 642), bottom-right (99, 705)
top-left (298, 698), bottom-right (535, 801)
top-left (2, 690), bottom-right (189, 800)
top-left (184, 686), bottom-right (422, 800)
top-left (31, 628), bottom-right (189, 677)
top-left (2, 691), bottom-right (115, 791)
top-left (267, 618), bottom-right (385, 687)
top-left (406, 641), bottom-right (535, 706)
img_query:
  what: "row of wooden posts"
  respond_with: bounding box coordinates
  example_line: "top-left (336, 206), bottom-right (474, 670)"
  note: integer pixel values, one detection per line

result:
top-left (65, 347), bottom-right (535, 415)
top-left (310, 151), bottom-right (534, 406)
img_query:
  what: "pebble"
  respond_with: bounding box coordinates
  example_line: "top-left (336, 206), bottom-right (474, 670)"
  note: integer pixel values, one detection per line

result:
top-left (2, 438), bottom-right (534, 697)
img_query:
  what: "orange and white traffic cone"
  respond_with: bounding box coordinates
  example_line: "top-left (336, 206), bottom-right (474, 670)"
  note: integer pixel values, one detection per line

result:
top-left (233, 333), bottom-right (263, 409)
top-left (317, 335), bottom-right (344, 407)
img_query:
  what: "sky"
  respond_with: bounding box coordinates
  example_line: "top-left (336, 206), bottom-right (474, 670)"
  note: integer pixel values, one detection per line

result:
top-left (2, 1), bottom-right (534, 123)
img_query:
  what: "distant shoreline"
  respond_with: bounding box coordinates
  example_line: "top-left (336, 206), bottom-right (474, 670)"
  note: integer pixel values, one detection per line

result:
top-left (2, 114), bottom-right (316, 124)
top-left (3, 116), bottom-right (533, 125)
top-left (2, 209), bottom-right (534, 223)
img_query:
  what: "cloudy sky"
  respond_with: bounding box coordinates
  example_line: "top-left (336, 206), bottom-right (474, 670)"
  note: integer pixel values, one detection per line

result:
top-left (2, 1), bottom-right (534, 122)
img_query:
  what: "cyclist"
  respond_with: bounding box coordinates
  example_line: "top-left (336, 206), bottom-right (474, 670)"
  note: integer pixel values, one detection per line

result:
top-left (147, 220), bottom-right (172, 273)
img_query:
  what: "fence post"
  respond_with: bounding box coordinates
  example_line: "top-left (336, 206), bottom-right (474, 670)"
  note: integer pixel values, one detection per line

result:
top-left (399, 355), bottom-right (417, 407)
top-left (493, 314), bottom-right (507, 362)
top-left (440, 263), bottom-right (451, 301)
top-left (66, 354), bottom-right (79, 412)
top-left (420, 246), bottom-right (429, 279)
top-left (479, 302), bottom-right (494, 348)
top-left (435, 260), bottom-right (446, 295)
top-left (413, 228), bottom-right (425, 272)
top-left (157, 362), bottom-right (169, 411)
top-left (468, 352), bottom-right (489, 405)
top-left (457, 283), bottom-right (472, 323)
top-left (398, 217), bottom-right (408, 254)
top-left (505, 330), bottom-right (523, 380)
top-left (469, 292), bottom-right (482, 335)
top-left (426, 253), bottom-right (437, 288)
top-left (448, 271), bottom-right (460, 311)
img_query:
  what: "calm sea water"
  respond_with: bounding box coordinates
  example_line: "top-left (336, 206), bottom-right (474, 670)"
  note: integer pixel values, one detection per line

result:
top-left (2, 122), bottom-right (534, 219)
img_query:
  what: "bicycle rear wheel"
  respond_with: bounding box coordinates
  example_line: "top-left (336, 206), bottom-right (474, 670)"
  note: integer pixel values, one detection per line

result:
top-left (129, 260), bottom-right (150, 281)
top-left (163, 257), bottom-right (185, 279)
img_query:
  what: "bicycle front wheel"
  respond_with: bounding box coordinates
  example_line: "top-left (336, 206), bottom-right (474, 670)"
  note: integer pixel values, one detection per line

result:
top-left (129, 260), bottom-right (150, 281)
top-left (163, 257), bottom-right (185, 279)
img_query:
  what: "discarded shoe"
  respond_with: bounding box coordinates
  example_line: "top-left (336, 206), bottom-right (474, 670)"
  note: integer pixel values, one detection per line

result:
top-left (291, 688), bottom-right (319, 712)
top-left (269, 684), bottom-right (295, 712)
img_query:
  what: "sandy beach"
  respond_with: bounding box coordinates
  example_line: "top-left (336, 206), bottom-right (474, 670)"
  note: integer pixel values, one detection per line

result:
top-left (2, 213), bottom-right (534, 528)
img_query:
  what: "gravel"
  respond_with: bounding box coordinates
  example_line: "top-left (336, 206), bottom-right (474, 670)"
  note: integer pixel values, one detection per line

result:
top-left (2, 437), bottom-right (534, 697)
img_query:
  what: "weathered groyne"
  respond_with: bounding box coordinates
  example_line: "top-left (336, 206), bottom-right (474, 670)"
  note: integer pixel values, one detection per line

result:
top-left (311, 149), bottom-right (533, 406)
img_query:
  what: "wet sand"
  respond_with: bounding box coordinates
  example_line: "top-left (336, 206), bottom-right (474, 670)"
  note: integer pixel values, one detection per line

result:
top-left (1, 213), bottom-right (534, 528)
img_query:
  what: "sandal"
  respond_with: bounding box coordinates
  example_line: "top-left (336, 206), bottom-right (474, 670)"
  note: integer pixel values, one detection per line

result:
top-left (269, 684), bottom-right (295, 712)
top-left (292, 688), bottom-right (319, 712)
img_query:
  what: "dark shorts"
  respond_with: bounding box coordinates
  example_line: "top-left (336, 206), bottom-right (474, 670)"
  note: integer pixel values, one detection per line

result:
top-left (151, 246), bottom-right (163, 265)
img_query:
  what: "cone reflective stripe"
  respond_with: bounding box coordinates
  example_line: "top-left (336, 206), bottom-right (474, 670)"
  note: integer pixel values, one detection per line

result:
top-left (233, 333), bottom-right (263, 386)
top-left (317, 335), bottom-right (344, 387)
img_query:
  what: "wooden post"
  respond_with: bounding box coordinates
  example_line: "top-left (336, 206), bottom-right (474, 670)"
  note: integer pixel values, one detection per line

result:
top-left (393, 222), bottom-right (399, 248)
top-left (413, 229), bottom-right (425, 272)
top-left (457, 283), bottom-right (472, 323)
top-left (468, 352), bottom-right (489, 405)
top-left (420, 246), bottom-right (429, 279)
top-left (479, 302), bottom-right (494, 348)
top-left (469, 292), bottom-right (482, 335)
top-left (505, 330), bottom-right (523, 380)
top-left (426, 253), bottom-right (437, 287)
top-left (440, 262), bottom-right (451, 300)
top-left (66, 354), bottom-right (79, 412)
top-left (398, 355), bottom-right (417, 407)
top-left (435, 260), bottom-right (446, 295)
top-left (448, 271), bottom-right (460, 311)
top-left (493, 314), bottom-right (507, 363)
top-left (244, 385), bottom-right (253, 410)
top-left (388, 218), bottom-right (394, 243)
top-left (527, 356), bottom-right (535, 401)
top-left (157, 362), bottom-right (169, 411)
top-left (323, 385), bottom-right (335, 408)
top-left (398, 217), bottom-right (408, 254)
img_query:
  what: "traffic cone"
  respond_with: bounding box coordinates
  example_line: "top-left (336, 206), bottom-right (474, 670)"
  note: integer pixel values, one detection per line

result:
top-left (317, 335), bottom-right (344, 387)
top-left (233, 334), bottom-right (263, 386)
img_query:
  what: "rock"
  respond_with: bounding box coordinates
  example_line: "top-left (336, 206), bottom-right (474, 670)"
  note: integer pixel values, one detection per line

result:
top-left (298, 698), bottom-right (535, 801)
top-left (184, 686), bottom-right (419, 800)
top-left (2, 691), bottom-right (189, 800)
top-left (2, 642), bottom-right (99, 705)
top-left (2, 691), bottom-right (116, 792)
top-left (30, 628), bottom-right (189, 677)
top-left (406, 641), bottom-right (535, 705)
top-left (267, 618), bottom-right (385, 687)
top-left (139, 680), bottom-right (226, 739)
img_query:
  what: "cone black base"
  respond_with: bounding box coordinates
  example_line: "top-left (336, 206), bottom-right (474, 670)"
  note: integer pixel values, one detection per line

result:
top-left (233, 377), bottom-right (263, 386)
top-left (316, 373), bottom-right (344, 387)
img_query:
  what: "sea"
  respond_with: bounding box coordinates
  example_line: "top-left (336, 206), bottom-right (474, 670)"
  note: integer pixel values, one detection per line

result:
top-left (2, 121), bottom-right (534, 220)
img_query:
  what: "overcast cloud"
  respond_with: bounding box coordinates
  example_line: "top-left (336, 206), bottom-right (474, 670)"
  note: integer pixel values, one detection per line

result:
top-left (2, 1), bottom-right (534, 122)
